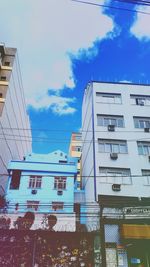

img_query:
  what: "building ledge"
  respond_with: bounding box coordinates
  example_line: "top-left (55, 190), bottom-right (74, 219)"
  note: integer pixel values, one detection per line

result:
top-left (1, 66), bottom-right (12, 71)
top-left (0, 81), bottom-right (9, 86)
top-left (0, 98), bottom-right (5, 103)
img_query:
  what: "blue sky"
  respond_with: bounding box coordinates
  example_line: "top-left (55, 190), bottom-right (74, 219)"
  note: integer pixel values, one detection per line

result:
top-left (0, 0), bottom-right (150, 154)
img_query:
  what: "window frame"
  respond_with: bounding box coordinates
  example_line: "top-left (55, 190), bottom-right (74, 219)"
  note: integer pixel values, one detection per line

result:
top-left (28, 175), bottom-right (42, 189)
top-left (98, 140), bottom-right (128, 154)
top-left (54, 176), bottom-right (67, 190)
top-left (27, 200), bottom-right (39, 211)
top-left (134, 117), bottom-right (150, 129)
top-left (130, 95), bottom-right (150, 106)
top-left (97, 115), bottom-right (124, 128)
top-left (142, 170), bottom-right (150, 185)
top-left (99, 167), bottom-right (131, 184)
top-left (96, 92), bottom-right (122, 104)
top-left (137, 142), bottom-right (150, 155)
top-left (52, 202), bottom-right (64, 211)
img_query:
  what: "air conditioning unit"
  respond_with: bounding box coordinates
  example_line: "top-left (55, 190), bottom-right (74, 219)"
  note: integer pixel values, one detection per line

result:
top-left (108, 125), bottom-right (115, 132)
top-left (57, 190), bottom-right (63, 196)
top-left (112, 184), bottom-right (121, 191)
top-left (31, 189), bottom-right (37, 195)
top-left (136, 99), bottom-right (144, 106)
top-left (144, 127), bottom-right (150, 133)
top-left (110, 153), bottom-right (118, 160)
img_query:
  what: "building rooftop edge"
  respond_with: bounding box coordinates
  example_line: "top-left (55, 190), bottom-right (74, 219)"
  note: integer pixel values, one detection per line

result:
top-left (8, 160), bottom-right (76, 166)
top-left (89, 80), bottom-right (150, 87)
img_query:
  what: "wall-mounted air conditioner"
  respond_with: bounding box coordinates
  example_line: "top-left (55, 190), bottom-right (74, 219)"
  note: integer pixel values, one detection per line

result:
top-left (31, 189), bottom-right (37, 195)
top-left (108, 125), bottom-right (115, 132)
top-left (57, 190), bottom-right (63, 196)
top-left (136, 99), bottom-right (144, 106)
top-left (144, 127), bottom-right (150, 133)
top-left (112, 184), bottom-right (121, 191)
top-left (110, 153), bottom-right (118, 160)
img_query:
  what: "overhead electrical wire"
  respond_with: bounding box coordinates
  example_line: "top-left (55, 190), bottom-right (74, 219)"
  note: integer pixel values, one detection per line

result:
top-left (0, 134), bottom-right (150, 143)
top-left (1, 126), bottom-right (150, 134)
top-left (71, 0), bottom-right (150, 15)
top-left (0, 173), bottom-right (150, 178)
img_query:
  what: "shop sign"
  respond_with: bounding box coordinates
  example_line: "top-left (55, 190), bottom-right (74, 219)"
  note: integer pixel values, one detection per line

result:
top-left (123, 206), bottom-right (150, 216)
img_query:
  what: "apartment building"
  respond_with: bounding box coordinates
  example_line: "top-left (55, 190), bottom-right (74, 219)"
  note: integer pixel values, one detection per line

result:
top-left (0, 43), bottom-right (31, 192)
top-left (5, 150), bottom-right (77, 231)
top-left (82, 81), bottom-right (150, 266)
top-left (69, 132), bottom-right (82, 189)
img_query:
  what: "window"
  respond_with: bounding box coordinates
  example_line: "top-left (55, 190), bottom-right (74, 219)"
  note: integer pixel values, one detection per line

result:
top-left (52, 202), bottom-right (64, 211)
top-left (98, 139), bottom-right (128, 154)
top-left (29, 176), bottom-right (42, 189)
top-left (27, 201), bottom-right (39, 211)
top-left (0, 76), bottom-right (6, 81)
top-left (96, 92), bottom-right (122, 104)
top-left (134, 117), bottom-right (150, 129)
top-left (99, 168), bottom-right (131, 184)
top-left (9, 170), bottom-right (21, 190)
top-left (142, 170), bottom-right (150, 185)
top-left (130, 95), bottom-right (150, 106)
top-left (54, 177), bottom-right (67, 190)
top-left (4, 62), bottom-right (10, 66)
top-left (137, 142), bottom-right (150, 155)
top-left (75, 135), bottom-right (81, 141)
top-left (97, 115), bottom-right (124, 128)
top-left (72, 146), bottom-right (82, 152)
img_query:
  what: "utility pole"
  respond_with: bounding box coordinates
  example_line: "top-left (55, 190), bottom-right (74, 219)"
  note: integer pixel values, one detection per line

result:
top-left (100, 205), bottom-right (106, 267)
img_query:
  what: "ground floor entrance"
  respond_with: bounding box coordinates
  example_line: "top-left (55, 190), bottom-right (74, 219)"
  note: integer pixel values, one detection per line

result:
top-left (126, 241), bottom-right (150, 267)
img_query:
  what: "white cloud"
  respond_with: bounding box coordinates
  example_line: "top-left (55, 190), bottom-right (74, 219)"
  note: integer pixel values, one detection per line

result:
top-left (131, 6), bottom-right (150, 39)
top-left (28, 93), bottom-right (76, 116)
top-left (119, 80), bottom-right (132, 83)
top-left (0, 0), bottom-right (114, 112)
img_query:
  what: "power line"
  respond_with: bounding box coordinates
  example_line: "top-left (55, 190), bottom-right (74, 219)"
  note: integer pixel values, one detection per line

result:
top-left (2, 126), bottom-right (150, 134)
top-left (71, 0), bottom-right (150, 15)
top-left (0, 134), bottom-right (150, 143)
top-left (1, 173), bottom-right (150, 178)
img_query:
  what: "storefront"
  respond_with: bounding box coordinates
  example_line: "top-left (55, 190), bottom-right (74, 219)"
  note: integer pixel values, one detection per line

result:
top-left (98, 195), bottom-right (150, 267)
top-left (121, 224), bottom-right (150, 267)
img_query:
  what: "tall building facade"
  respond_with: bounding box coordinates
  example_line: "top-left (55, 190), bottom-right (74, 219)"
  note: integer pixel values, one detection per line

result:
top-left (69, 132), bottom-right (82, 189)
top-left (0, 43), bottom-right (31, 192)
top-left (5, 150), bottom-right (77, 231)
top-left (82, 81), bottom-right (150, 266)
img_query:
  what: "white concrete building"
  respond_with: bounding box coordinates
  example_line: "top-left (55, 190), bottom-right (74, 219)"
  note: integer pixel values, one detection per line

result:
top-left (82, 81), bottom-right (150, 266)
top-left (0, 43), bottom-right (31, 192)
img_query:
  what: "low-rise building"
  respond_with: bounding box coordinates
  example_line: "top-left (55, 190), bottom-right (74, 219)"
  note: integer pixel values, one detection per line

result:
top-left (5, 150), bottom-right (77, 231)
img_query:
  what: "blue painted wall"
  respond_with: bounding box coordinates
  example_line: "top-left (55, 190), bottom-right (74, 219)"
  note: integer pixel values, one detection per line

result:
top-left (6, 150), bottom-right (77, 214)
